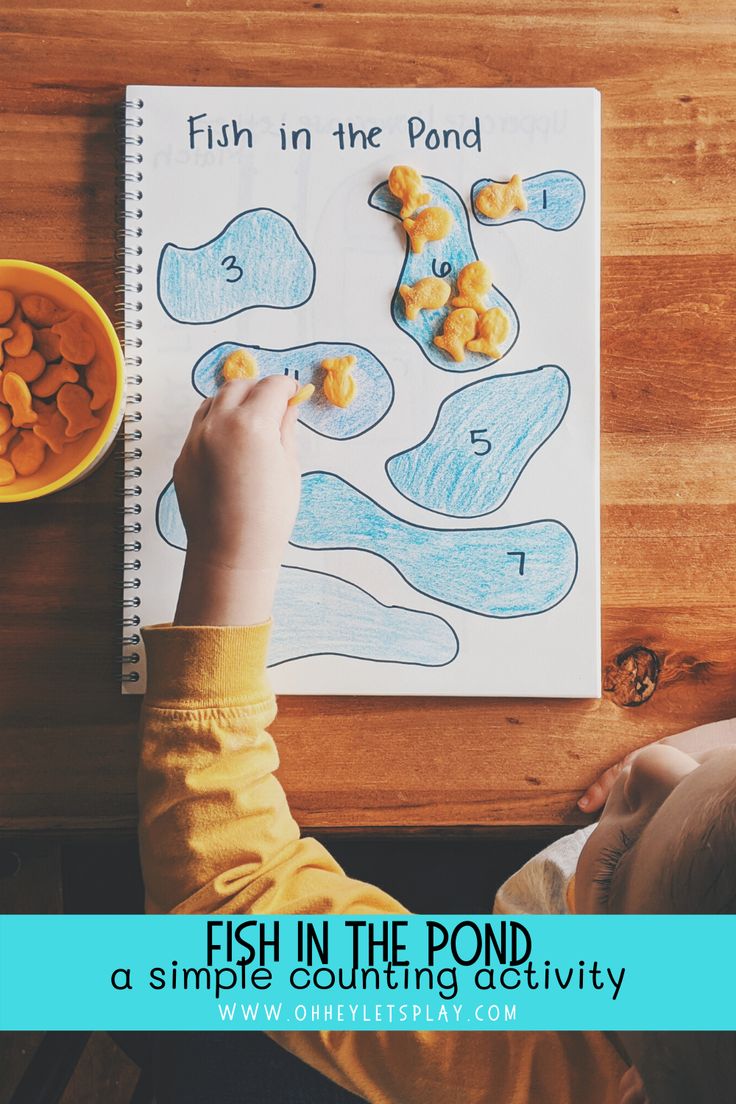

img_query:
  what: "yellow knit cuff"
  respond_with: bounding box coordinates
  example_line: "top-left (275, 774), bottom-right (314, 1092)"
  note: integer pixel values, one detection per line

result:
top-left (141, 622), bottom-right (272, 709)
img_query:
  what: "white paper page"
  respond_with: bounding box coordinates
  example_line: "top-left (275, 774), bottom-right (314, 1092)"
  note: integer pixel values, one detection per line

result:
top-left (123, 86), bottom-right (600, 697)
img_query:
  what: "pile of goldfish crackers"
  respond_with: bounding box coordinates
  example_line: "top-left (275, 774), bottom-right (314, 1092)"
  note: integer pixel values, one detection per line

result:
top-left (0, 290), bottom-right (115, 485)
top-left (390, 165), bottom-right (526, 363)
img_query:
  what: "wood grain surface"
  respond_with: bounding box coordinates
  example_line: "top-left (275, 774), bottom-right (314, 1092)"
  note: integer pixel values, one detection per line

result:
top-left (1, 1), bottom-right (734, 834)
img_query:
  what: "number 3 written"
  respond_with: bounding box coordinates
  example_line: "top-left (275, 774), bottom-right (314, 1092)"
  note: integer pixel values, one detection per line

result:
top-left (221, 255), bottom-right (243, 283)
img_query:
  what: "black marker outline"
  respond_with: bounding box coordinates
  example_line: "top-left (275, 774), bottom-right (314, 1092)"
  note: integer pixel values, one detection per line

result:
top-left (470, 170), bottom-right (586, 231)
top-left (384, 365), bottom-right (572, 519)
top-left (190, 339), bottom-right (395, 442)
top-left (367, 176), bottom-right (520, 374)
top-left (269, 565), bottom-right (459, 669)
top-left (291, 470), bottom-right (579, 620)
top-left (156, 207), bottom-right (316, 325)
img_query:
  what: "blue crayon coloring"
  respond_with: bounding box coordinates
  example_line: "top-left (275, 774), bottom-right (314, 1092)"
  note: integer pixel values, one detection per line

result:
top-left (157, 208), bottom-right (316, 324)
top-left (193, 341), bottom-right (394, 441)
top-left (154, 491), bottom-right (458, 665)
top-left (291, 472), bottom-right (578, 619)
top-left (472, 171), bottom-right (586, 231)
top-left (368, 177), bottom-right (519, 373)
top-left (386, 365), bottom-right (570, 518)
top-left (270, 567), bottom-right (458, 668)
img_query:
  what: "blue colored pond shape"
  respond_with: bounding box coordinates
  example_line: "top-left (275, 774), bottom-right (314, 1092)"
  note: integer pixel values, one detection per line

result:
top-left (192, 341), bottom-right (394, 441)
top-left (270, 567), bottom-right (458, 668)
top-left (157, 208), bottom-right (316, 324)
top-left (291, 472), bottom-right (578, 618)
top-left (386, 365), bottom-right (570, 518)
top-left (154, 485), bottom-right (458, 667)
top-left (472, 171), bottom-right (586, 231)
top-left (368, 177), bottom-right (519, 373)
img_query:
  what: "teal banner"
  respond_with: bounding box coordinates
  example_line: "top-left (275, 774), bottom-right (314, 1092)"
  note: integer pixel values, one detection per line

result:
top-left (0, 915), bottom-right (733, 1031)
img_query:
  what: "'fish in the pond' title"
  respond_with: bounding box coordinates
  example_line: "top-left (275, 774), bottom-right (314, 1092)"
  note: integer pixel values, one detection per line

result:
top-left (187, 114), bottom-right (483, 153)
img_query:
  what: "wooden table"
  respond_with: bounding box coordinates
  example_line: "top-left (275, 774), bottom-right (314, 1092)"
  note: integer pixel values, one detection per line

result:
top-left (2, 1), bottom-right (734, 836)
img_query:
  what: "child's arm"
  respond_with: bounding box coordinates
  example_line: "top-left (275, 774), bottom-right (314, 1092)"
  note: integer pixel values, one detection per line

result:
top-left (578, 716), bottom-right (736, 813)
top-left (138, 379), bottom-right (625, 1102)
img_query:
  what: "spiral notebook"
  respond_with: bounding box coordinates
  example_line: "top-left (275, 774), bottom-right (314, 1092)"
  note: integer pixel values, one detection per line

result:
top-left (120, 85), bottom-right (601, 697)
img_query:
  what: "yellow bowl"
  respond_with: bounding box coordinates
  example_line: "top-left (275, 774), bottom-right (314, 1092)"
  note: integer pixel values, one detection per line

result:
top-left (0, 259), bottom-right (125, 503)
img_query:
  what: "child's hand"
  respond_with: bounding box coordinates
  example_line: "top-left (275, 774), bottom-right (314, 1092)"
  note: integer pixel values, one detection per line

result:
top-left (173, 376), bottom-right (301, 626)
top-left (577, 716), bottom-right (736, 813)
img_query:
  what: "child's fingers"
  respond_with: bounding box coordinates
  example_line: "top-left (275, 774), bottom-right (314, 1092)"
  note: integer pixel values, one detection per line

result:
top-left (212, 378), bottom-right (258, 410)
top-left (280, 400), bottom-right (301, 452)
top-left (192, 396), bottom-right (213, 423)
top-left (577, 753), bottom-right (637, 813)
top-left (241, 375), bottom-right (298, 421)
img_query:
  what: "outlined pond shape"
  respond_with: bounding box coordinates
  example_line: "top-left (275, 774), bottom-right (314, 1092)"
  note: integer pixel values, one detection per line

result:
top-left (270, 566), bottom-right (459, 668)
top-left (192, 341), bottom-right (394, 441)
top-left (157, 208), bottom-right (316, 324)
top-left (291, 472), bottom-right (578, 618)
top-left (368, 177), bottom-right (519, 373)
top-left (386, 365), bottom-right (571, 518)
top-left (471, 171), bottom-right (586, 231)
top-left (154, 486), bottom-right (458, 667)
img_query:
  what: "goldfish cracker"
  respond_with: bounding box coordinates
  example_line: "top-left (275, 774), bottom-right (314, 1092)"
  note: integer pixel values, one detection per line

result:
top-left (0, 327), bottom-right (14, 367)
top-left (0, 457), bottom-right (15, 485)
top-left (32, 401), bottom-right (75, 455)
top-left (21, 294), bottom-right (70, 328)
top-left (51, 313), bottom-right (95, 365)
top-left (433, 308), bottom-right (478, 363)
top-left (0, 426), bottom-right (17, 455)
top-left (221, 348), bottom-right (258, 381)
top-left (33, 327), bottom-right (62, 362)
top-left (467, 307), bottom-right (511, 359)
top-left (11, 429), bottom-right (46, 476)
top-left (398, 277), bottom-right (451, 321)
top-left (31, 359), bottom-right (79, 399)
top-left (475, 173), bottom-right (528, 220)
top-left (321, 355), bottom-right (357, 409)
top-left (57, 383), bottom-right (100, 437)
top-left (287, 383), bottom-right (315, 408)
top-left (402, 207), bottom-right (453, 254)
top-left (3, 372), bottom-right (37, 426)
top-left (0, 404), bottom-right (10, 436)
top-left (0, 290), bottom-right (15, 326)
top-left (5, 314), bottom-right (34, 359)
top-left (85, 355), bottom-right (115, 410)
top-left (452, 260), bottom-right (492, 314)
top-left (4, 350), bottom-right (46, 383)
top-left (388, 165), bottom-right (431, 219)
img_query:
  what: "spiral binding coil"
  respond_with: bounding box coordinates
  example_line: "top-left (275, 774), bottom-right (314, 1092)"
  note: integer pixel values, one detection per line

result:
top-left (117, 97), bottom-right (145, 683)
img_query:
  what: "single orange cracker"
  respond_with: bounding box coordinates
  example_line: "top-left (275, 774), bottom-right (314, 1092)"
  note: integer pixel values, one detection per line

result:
top-left (0, 456), bottom-right (15, 485)
top-left (31, 359), bottom-right (79, 399)
top-left (3, 372), bottom-right (38, 426)
top-left (32, 402), bottom-right (72, 455)
top-left (321, 355), bottom-right (357, 409)
top-left (401, 207), bottom-right (453, 254)
top-left (287, 383), bottom-right (315, 408)
top-left (0, 404), bottom-right (10, 436)
top-left (33, 327), bottom-right (63, 362)
top-left (5, 316), bottom-right (34, 359)
top-left (388, 165), bottom-right (431, 219)
top-left (85, 355), bottom-right (116, 410)
top-left (21, 294), bottom-right (71, 328)
top-left (11, 429), bottom-right (46, 476)
top-left (433, 308), bottom-right (478, 363)
top-left (221, 348), bottom-right (258, 381)
top-left (0, 327), bottom-right (15, 368)
top-left (51, 313), bottom-right (96, 365)
top-left (57, 383), bottom-right (100, 437)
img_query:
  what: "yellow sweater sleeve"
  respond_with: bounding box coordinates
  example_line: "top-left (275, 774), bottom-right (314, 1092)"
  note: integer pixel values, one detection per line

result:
top-left (138, 623), bottom-right (626, 1104)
